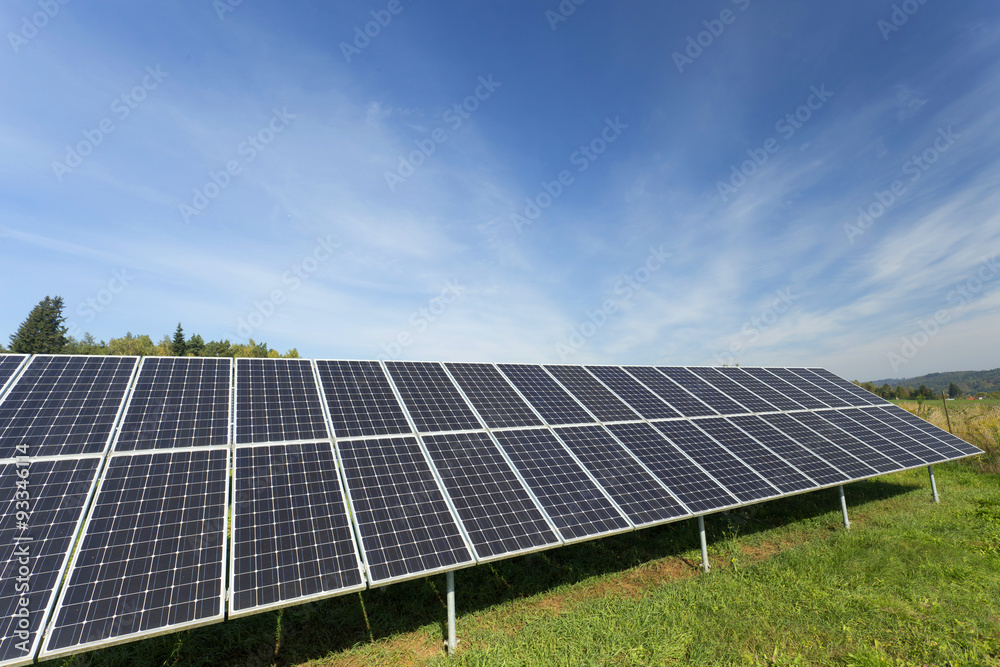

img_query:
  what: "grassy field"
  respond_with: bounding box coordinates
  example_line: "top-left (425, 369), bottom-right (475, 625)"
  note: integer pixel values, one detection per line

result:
top-left (41, 405), bottom-right (1000, 667)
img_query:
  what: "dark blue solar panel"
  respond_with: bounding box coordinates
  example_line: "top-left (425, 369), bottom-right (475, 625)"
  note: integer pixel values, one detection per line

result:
top-left (497, 364), bottom-right (594, 425)
top-left (234, 358), bottom-right (328, 444)
top-left (876, 405), bottom-right (983, 458)
top-left (691, 418), bottom-right (814, 493)
top-left (316, 360), bottom-right (412, 438)
top-left (818, 410), bottom-right (924, 468)
top-left (651, 421), bottom-right (778, 503)
top-left (656, 367), bottom-right (749, 415)
top-left (554, 425), bottom-right (690, 526)
top-left (384, 361), bottom-right (483, 433)
top-left (789, 412), bottom-right (900, 474)
top-left (727, 415), bottom-right (848, 486)
top-left (338, 436), bottom-right (474, 584)
top-left (606, 422), bottom-right (739, 513)
top-left (714, 367), bottom-right (806, 412)
top-left (622, 366), bottom-right (717, 417)
top-left (764, 368), bottom-right (849, 408)
top-left (738, 367), bottom-right (830, 410)
top-left (760, 413), bottom-right (875, 479)
top-left (843, 408), bottom-right (945, 463)
top-left (444, 363), bottom-right (543, 428)
top-left (0, 354), bottom-right (27, 395)
top-left (43, 450), bottom-right (228, 657)
top-left (493, 429), bottom-right (631, 542)
top-left (421, 432), bottom-right (561, 560)
top-left (231, 442), bottom-right (365, 615)
top-left (114, 357), bottom-right (231, 451)
top-left (806, 368), bottom-right (887, 406)
top-left (793, 369), bottom-right (878, 407)
top-left (586, 366), bottom-right (681, 419)
top-left (0, 458), bottom-right (99, 665)
top-left (0, 355), bottom-right (137, 458)
top-left (687, 367), bottom-right (777, 413)
top-left (544, 365), bottom-right (641, 422)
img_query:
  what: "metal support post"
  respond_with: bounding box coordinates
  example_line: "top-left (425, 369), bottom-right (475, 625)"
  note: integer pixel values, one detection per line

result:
top-left (698, 515), bottom-right (710, 573)
top-left (928, 465), bottom-right (940, 503)
top-left (839, 485), bottom-right (850, 530)
top-left (446, 570), bottom-right (457, 655)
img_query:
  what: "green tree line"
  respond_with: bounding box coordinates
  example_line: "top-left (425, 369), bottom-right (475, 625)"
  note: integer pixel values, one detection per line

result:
top-left (852, 379), bottom-right (1000, 401)
top-left (2, 296), bottom-right (299, 359)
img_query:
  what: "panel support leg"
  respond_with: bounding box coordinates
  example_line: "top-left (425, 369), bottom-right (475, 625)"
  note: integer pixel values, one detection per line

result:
top-left (928, 465), bottom-right (940, 503)
top-left (698, 516), bottom-right (710, 573)
top-left (446, 570), bottom-right (457, 655)
top-left (839, 485), bottom-right (850, 530)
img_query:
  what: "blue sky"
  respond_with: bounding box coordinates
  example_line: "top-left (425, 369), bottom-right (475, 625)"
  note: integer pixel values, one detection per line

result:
top-left (2, 0), bottom-right (998, 381)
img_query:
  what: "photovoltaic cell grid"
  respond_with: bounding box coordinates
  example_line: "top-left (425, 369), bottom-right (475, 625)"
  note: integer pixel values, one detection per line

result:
top-left (0, 356), bottom-right (137, 459)
top-left (688, 367), bottom-right (777, 414)
top-left (42, 449), bottom-right (228, 659)
top-left (839, 409), bottom-right (945, 463)
top-left (492, 429), bottom-right (631, 541)
top-left (586, 366), bottom-right (681, 419)
top-left (764, 367), bottom-right (849, 408)
top-left (877, 405), bottom-right (983, 457)
top-left (793, 368), bottom-right (878, 407)
top-left (421, 431), bottom-right (561, 560)
top-left (790, 412), bottom-right (900, 474)
top-left (444, 362), bottom-right (544, 429)
top-left (817, 410), bottom-right (924, 468)
top-left (738, 367), bottom-right (830, 410)
top-left (315, 360), bottom-right (411, 438)
top-left (727, 415), bottom-right (848, 486)
top-left (656, 367), bottom-right (749, 415)
top-left (544, 365), bottom-right (641, 423)
top-left (234, 359), bottom-right (328, 444)
top-left (622, 366), bottom-right (717, 417)
top-left (498, 364), bottom-right (595, 425)
top-left (384, 361), bottom-right (483, 433)
top-left (807, 368), bottom-right (887, 406)
top-left (0, 355), bottom-right (27, 396)
top-left (713, 367), bottom-right (806, 412)
top-left (114, 357), bottom-right (231, 451)
top-left (231, 442), bottom-right (364, 616)
top-left (337, 436), bottom-right (474, 584)
top-left (553, 425), bottom-right (690, 526)
top-left (0, 458), bottom-right (99, 667)
top-left (606, 422), bottom-right (738, 513)
top-left (866, 407), bottom-right (966, 459)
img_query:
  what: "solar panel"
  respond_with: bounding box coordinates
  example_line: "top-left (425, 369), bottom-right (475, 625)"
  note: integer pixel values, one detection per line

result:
top-left (234, 358), bottom-right (328, 445)
top-left (788, 412), bottom-right (900, 474)
top-left (764, 368), bottom-right (850, 408)
top-left (621, 366), bottom-right (717, 417)
top-left (651, 421), bottom-right (779, 503)
top-left (444, 363), bottom-right (544, 428)
top-left (605, 422), bottom-right (739, 513)
top-left (760, 413), bottom-right (874, 479)
top-left (0, 355), bottom-right (138, 458)
top-left (384, 361), bottom-right (483, 433)
top-left (497, 364), bottom-right (595, 425)
top-left (656, 367), bottom-right (749, 415)
top-left (737, 367), bottom-right (830, 410)
top-left (314, 360), bottom-right (411, 438)
top-left (691, 418), bottom-right (814, 493)
top-left (553, 425), bottom-right (690, 526)
top-left (859, 407), bottom-right (964, 460)
top-left (727, 415), bottom-right (848, 486)
top-left (543, 365), bottom-right (641, 422)
top-left (0, 354), bottom-right (27, 397)
top-left (41, 449), bottom-right (228, 660)
top-left (687, 367), bottom-right (777, 414)
top-left (585, 366), bottom-right (681, 419)
top-left (337, 436), bottom-right (474, 584)
top-left (113, 357), bottom-right (231, 451)
top-left (835, 409), bottom-right (945, 463)
top-left (492, 429), bottom-right (632, 542)
top-left (876, 405), bottom-right (983, 457)
top-left (807, 368), bottom-right (886, 406)
top-left (420, 431), bottom-right (561, 560)
top-left (714, 367), bottom-right (806, 412)
top-left (0, 457), bottom-right (100, 667)
top-left (816, 410), bottom-right (925, 468)
top-left (230, 442), bottom-right (365, 616)
top-left (793, 368), bottom-right (878, 407)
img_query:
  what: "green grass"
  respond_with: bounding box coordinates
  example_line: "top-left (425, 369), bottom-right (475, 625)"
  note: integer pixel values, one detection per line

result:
top-left (41, 462), bottom-right (1000, 667)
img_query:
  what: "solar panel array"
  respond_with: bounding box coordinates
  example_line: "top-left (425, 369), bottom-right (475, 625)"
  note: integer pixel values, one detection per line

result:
top-left (0, 357), bottom-right (982, 664)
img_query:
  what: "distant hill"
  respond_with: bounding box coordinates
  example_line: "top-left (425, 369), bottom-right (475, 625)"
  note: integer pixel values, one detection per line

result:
top-left (867, 368), bottom-right (1000, 394)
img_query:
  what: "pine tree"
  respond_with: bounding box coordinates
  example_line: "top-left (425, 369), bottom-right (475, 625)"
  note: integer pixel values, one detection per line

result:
top-left (9, 296), bottom-right (69, 354)
top-left (186, 334), bottom-right (205, 357)
top-left (172, 323), bottom-right (186, 356)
